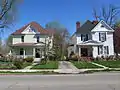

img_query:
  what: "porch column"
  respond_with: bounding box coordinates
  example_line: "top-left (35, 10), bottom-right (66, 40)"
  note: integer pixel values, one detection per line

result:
top-left (9, 50), bottom-right (12, 55)
top-left (74, 44), bottom-right (76, 53)
top-left (23, 49), bottom-right (25, 58)
top-left (79, 47), bottom-right (81, 56)
top-left (33, 48), bottom-right (35, 58)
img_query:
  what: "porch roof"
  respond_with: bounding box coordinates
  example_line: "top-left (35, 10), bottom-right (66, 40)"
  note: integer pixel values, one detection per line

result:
top-left (77, 40), bottom-right (103, 46)
top-left (11, 42), bottom-right (45, 47)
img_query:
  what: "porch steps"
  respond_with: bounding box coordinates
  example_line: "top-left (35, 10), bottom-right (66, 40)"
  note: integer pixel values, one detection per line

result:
top-left (33, 58), bottom-right (41, 63)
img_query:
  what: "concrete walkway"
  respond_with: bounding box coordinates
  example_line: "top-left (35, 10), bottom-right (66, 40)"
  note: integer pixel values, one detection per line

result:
top-left (91, 62), bottom-right (109, 69)
top-left (59, 61), bottom-right (78, 70)
top-left (23, 63), bottom-right (38, 70)
top-left (58, 61), bottom-right (79, 73)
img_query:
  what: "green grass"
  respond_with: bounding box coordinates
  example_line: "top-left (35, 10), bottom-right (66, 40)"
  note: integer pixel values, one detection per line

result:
top-left (0, 71), bottom-right (59, 75)
top-left (94, 60), bottom-right (120, 68)
top-left (23, 62), bottom-right (32, 68)
top-left (71, 61), bottom-right (102, 69)
top-left (32, 61), bottom-right (58, 69)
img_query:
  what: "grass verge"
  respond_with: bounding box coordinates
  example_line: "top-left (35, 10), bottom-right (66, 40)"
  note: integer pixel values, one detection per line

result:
top-left (32, 61), bottom-right (58, 69)
top-left (71, 61), bottom-right (102, 69)
top-left (0, 71), bottom-right (59, 75)
top-left (94, 60), bottom-right (120, 68)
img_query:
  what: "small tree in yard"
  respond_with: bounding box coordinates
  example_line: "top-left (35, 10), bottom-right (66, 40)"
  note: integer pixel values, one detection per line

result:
top-left (43, 35), bottom-right (55, 62)
top-left (45, 21), bottom-right (70, 61)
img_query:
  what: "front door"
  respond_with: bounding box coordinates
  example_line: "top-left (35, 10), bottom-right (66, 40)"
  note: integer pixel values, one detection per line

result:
top-left (35, 48), bottom-right (41, 58)
top-left (81, 48), bottom-right (88, 57)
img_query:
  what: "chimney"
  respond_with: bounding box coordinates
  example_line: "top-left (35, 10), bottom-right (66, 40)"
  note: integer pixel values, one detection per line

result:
top-left (92, 20), bottom-right (98, 25)
top-left (76, 21), bottom-right (80, 30)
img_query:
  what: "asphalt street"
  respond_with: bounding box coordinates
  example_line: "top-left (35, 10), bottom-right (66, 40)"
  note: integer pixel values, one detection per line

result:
top-left (0, 72), bottom-right (120, 90)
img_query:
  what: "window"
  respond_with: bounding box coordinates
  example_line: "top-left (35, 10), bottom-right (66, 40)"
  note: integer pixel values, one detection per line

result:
top-left (20, 48), bottom-right (24, 55)
top-left (104, 46), bottom-right (109, 54)
top-left (37, 36), bottom-right (39, 43)
top-left (21, 36), bottom-right (24, 42)
top-left (98, 46), bottom-right (103, 55)
top-left (99, 32), bottom-right (106, 42)
top-left (81, 34), bottom-right (88, 41)
top-left (101, 25), bottom-right (104, 27)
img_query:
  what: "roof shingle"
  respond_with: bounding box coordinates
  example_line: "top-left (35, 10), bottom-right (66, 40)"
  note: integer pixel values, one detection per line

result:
top-left (12, 22), bottom-right (55, 35)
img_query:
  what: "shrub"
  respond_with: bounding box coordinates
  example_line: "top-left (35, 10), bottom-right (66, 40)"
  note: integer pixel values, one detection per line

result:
top-left (13, 60), bottom-right (23, 69)
top-left (40, 58), bottom-right (47, 65)
top-left (24, 57), bottom-right (34, 63)
top-left (70, 54), bottom-right (79, 61)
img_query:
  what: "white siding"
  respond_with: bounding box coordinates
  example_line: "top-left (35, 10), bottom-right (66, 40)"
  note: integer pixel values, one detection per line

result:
top-left (13, 35), bottom-right (22, 44)
top-left (93, 46), bottom-right (98, 58)
top-left (76, 34), bottom-right (82, 44)
top-left (92, 32), bottom-right (99, 41)
top-left (103, 32), bottom-right (114, 55)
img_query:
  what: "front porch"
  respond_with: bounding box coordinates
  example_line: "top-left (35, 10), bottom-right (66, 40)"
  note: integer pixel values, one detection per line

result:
top-left (76, 40), bottom-right (103, 58)
top-left (10, 47), bottom-right (45, 59)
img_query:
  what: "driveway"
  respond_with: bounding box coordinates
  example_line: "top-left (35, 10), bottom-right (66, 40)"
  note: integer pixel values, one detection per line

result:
top-left (0, 73), bottom-right (120, 90)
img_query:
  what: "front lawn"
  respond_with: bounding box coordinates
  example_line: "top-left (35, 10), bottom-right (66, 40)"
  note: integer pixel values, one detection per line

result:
top-left (0, 61), bottom-right (32, 69)
top-left (94, 60), bottom-right (120, 68)
top-left (23, 62), bottom-right (32, 68)
top-left (32, 61), bottom-right (58, 69)
top-left (71, 61), bottom-right (102, 69)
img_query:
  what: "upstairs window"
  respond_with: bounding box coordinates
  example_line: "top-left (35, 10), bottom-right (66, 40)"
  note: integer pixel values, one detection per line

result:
top-left (21, 36), bottom-right (24, 42)
top-left (99, 32), bottom-right (106, 42)
top-left (37, 36), bottom-right (39, 43)
top-left (81, 34), bottom-right (88, 41)
top-left (20, 48), bottom-right (24, 55)
top-left (101, 25), bottom-right (104, 28)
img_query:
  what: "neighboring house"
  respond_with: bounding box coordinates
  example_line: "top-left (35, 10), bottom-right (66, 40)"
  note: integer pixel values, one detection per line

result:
top-left (68, 20), bottom-right (114, 58)
top-left (114, 27), bottom-right (120, 55)
top-left (10, 22), bottom-right (54, 59)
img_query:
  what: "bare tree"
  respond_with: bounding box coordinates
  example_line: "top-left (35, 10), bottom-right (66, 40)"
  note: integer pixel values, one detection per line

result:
top-left (0, 0), bottom-right (22, 30)
top-left (93, 4), bottom-right (120, 27)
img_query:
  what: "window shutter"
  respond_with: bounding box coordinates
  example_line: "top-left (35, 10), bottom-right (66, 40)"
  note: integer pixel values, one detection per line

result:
top-left (107, 46), bottom-right (109, 54)
top-left (86, 34), bottom-right (88, 41)
top-left (99, 33), bottom-right (101, 41)
top-left (98, 46), bottom-right (100, 55)
top-left (81, 34), bottom-right (83, 41)
top-left (105, 33), bottom-right (106, 41)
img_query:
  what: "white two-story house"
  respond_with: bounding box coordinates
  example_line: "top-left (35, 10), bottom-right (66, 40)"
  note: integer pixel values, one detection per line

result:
top-left (68, 20), bottom-right (114, 58)
top-left (10, 21), bottom-right (54, 59)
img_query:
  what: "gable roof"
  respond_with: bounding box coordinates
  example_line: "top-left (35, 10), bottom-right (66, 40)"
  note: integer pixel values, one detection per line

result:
top-left (12, 22), bottom-right (55, 35)
top-left (76, 20), bottom-right (97, 34)
top-left (91, 20), bottom-right (114, 32)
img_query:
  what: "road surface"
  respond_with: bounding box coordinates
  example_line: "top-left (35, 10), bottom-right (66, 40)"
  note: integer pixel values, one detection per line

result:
top-left (0, 72), bottom-right (120, 90)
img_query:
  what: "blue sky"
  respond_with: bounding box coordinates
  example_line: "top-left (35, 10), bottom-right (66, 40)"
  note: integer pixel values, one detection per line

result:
top-left (3, 0), bottom-right (120, 39)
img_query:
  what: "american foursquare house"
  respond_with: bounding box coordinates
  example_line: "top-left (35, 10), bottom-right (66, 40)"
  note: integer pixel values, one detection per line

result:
top-left (68, 20), bottom-right (115, 58)
top-left (9, 22), bottom-right (54, 60)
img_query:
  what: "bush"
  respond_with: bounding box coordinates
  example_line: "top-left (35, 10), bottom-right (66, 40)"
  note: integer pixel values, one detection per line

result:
top-left (24, 57), bottom-right (33, 63)
top-left (13, 60), bottom-right (23, 69)
top-left (40, 58), bottom-right (47, 65)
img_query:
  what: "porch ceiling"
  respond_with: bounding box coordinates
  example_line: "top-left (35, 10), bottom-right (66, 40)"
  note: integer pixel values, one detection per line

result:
top-left (11, 42), bottom-right (45, 47)
top-left (77, 40), bottom-right (103, 46)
